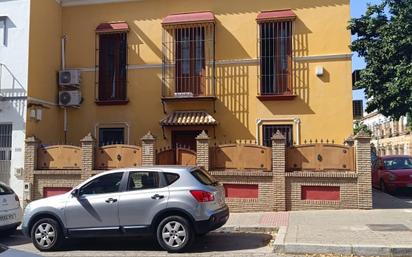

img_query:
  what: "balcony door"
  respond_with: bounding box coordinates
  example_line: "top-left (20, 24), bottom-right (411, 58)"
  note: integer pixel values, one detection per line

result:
top-left (175, 27), bottom-right (205, 96)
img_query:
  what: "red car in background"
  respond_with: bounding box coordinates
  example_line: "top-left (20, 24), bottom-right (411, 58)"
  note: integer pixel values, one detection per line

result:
top-left (372, 155), bottom-right (412, 193)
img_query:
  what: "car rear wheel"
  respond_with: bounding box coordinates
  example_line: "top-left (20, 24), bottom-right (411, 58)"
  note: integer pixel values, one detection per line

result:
top-left (156, 215), bottom-right (194, 253)
top-left (31, 218), bottom-right (62, 251)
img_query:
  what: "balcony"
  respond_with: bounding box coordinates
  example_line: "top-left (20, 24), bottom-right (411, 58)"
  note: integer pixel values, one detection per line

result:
top-left (161, 14), bottom-right (216, 103)
top-left (256, 17), bottom-right (297, 101)
top-left (0, 63), bottom-right (27, 102)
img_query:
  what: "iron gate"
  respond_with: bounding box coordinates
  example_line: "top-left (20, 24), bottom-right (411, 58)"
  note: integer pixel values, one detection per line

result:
top-left (0, 124), bottom-right (12, 184)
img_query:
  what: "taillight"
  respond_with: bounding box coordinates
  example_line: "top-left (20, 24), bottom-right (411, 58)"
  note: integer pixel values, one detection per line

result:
top-left (190, 190), bottom-right (215, 202)
top-left (15, 194), bottom-right (20, 204)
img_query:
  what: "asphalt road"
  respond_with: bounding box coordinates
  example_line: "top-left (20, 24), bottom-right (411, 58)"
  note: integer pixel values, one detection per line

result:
top-left (0, 231), bottom-right (275, 257)
top-left (373, 188), bottom-right (412, 209)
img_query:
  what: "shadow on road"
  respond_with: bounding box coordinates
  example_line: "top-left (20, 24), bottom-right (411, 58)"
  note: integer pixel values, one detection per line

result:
top-left (57, 232), bottom-right (272, 252)
top-left (0, 231), bottom-right (31, 246)
top-left (373, 188), bottom-right (412, 209)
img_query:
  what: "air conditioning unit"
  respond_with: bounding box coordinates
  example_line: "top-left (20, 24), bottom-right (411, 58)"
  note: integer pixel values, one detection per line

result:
top-left (59, 90), bottom-right (82, 107)
top-left (59, 70), bottom-right (81, 86)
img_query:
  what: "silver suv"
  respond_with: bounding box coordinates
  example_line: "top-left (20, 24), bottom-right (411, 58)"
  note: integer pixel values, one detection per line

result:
top-left (22, 166), bottom-right (229, 252)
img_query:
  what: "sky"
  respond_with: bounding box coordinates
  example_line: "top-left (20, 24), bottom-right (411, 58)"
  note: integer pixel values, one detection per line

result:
top-left (351, 0), bottom-right (382, 71)
top-left (351, 0), bottom-right (382, 102)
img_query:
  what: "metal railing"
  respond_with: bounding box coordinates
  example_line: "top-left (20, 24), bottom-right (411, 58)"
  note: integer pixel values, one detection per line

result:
top-left (162, 23), bottom-right (216, 99)
top-left (0, 63), bottom-right (27, 101)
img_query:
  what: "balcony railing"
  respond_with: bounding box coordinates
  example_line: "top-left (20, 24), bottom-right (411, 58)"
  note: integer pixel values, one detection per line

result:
top-left (162, 23), bottom-right (216, 101)
top-left (0, 63), bottom-right (27, 101)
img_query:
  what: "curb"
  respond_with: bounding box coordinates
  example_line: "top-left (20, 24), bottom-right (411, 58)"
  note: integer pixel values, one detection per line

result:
top-left (273, 226), bottom-right (412, 256)
top-left (274, 241), bottom-right (412, 256)
top-left (215, 226), bottom-right (277, 234)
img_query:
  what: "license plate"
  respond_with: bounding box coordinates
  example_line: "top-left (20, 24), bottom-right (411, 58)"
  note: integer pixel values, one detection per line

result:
top-left (0, 213), bottom-right (16, 222)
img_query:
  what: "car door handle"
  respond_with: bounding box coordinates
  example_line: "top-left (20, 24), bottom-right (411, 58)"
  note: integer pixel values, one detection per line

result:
top-left (151, 194), bottom-right (164, 200)
top-left (105, 198), bottom-right (118, 203)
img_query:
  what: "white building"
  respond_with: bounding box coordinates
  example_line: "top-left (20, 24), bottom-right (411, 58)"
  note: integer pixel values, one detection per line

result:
top-left (361, 111), bottom-right (410, 156)
top-left (0, 0), bottom-right (30, 200)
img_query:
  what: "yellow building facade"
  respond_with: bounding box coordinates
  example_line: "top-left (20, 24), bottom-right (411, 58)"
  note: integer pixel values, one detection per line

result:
top-left (27, 0), bottom-right (353, 150)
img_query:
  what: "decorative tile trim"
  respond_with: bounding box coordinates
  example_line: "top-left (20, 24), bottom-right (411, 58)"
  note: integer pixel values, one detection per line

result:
top-left (210, 170), bottom-right (273, 177)
top-left (285, 171), bottom-right (358, 178)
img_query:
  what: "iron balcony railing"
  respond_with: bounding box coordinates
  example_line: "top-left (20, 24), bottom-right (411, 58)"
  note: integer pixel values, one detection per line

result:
top-left (162, 23), bottom-right (216, 99)
top-left (0, 63), bottom-right (27, 101)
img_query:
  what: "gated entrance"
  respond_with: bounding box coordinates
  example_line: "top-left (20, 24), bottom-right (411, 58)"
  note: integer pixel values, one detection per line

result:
top-left (0, 124), bottom-right (12, 184)
top-left (156, 147), bottom-right (197, 166)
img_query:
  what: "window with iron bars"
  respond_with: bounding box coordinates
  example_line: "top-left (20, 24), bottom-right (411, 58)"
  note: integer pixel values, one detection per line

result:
top-left (258, 20), bottom-right (294, 96)
top-left (262, 124), bottom-right (293, 147)
top-left (162, 23), bottom-right (215, 98)
top-left (0, 124), bottom-right (12, 161)
top-left (99, 127), bottom-right (125, 146)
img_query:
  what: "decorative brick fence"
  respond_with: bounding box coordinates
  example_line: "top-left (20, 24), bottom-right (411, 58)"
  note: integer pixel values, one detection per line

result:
top-left (24, 131), bottom-right (372, 212)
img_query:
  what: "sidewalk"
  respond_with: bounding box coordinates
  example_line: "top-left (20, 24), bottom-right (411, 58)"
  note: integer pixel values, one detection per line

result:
top-left (275, 190), bottom-right (412, 256)
top-left (223, 190), bottom-right (412, 256)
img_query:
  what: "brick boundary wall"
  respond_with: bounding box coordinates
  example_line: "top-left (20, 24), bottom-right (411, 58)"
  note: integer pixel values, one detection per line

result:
top-left (24, 131), bottom-right (373, 212)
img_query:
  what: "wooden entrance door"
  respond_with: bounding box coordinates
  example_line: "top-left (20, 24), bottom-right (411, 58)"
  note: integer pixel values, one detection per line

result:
top-left (172, 130), bottom-right (201, 151)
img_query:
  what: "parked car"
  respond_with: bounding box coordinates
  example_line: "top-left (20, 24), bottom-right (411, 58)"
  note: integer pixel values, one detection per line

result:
top-left (372, 155), bottom-right (412, 193)
top-left (0, 182), bottom-right (22, 236)
top-left (22, 166), bottom-right (229, 252)
top-left (0, 244), bottom-right (43, 257)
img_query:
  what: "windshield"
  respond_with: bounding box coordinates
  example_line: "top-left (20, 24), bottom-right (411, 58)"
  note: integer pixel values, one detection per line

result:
top-left (384, 157), bottom-right (412, 170)
top-left (0, 184), bottom-right (14, 195)
top-left (191, 169), bottom-right (218, 186)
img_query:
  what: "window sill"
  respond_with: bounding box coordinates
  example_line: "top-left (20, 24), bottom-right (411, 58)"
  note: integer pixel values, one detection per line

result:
top-left (257, 94), bottom-right (297, 101)
top-left (95, 99), bottom-right (129, 106)
top-left (161, 96), bottom-right (216, 102)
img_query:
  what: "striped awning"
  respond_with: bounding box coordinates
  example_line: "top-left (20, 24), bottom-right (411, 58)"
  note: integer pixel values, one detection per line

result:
top-left (160, 111), bottom-right (218, 126)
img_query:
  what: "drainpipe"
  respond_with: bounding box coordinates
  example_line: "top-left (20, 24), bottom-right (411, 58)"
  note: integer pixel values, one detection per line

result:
top-left (61, 35), bottom-right (68, 144)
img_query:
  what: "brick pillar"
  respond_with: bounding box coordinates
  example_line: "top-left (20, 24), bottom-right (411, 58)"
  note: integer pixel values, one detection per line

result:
top-left (272, 131), bottom-right (286, 211)
top-left (23, 136), bottom-right (39, 206)
top-left (81, 133), bottom-right (96, 180)
top-left (196, 131), bottom-right (210, 171)
top-left (355, 131), bottom-right (372, 209)
top-left (141, 132), bottom-right (156, 166)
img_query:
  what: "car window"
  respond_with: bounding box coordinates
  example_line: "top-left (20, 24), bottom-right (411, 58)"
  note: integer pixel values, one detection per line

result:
top-left (191, 169), bottom-right (217, 186)
top-left (0, 184), bottom-right (14, 195)
top-left (164, 173), bottom-right (180, 186)
top-left (384, 157), bottom-right (412, 170)
top-left (127, 171), bottom-right (160, 191)
top-left (80, 172), bottom-right (123, 195)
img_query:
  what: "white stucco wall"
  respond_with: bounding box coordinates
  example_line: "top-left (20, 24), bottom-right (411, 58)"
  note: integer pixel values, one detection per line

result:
top-left (0, 0), bottom-right (30, 199)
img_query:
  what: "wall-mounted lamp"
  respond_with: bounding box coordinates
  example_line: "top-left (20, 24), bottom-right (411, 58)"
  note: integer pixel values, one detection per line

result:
top-left (315, 66), bottom-right (324, 76)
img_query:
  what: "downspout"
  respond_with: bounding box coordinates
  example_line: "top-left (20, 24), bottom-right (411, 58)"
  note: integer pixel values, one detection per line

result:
top-left (61, 35), bottom-right (68, 144)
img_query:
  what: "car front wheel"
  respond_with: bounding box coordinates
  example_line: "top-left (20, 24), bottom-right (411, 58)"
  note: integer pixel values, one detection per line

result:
top-left (31, 218), bottom-right (63, 251)
top-left (156, 215), bottom-right (194, 253)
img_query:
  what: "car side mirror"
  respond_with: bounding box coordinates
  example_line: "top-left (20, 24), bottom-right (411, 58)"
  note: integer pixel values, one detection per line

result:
top-left (71, 189), bottom-right (79, 198)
